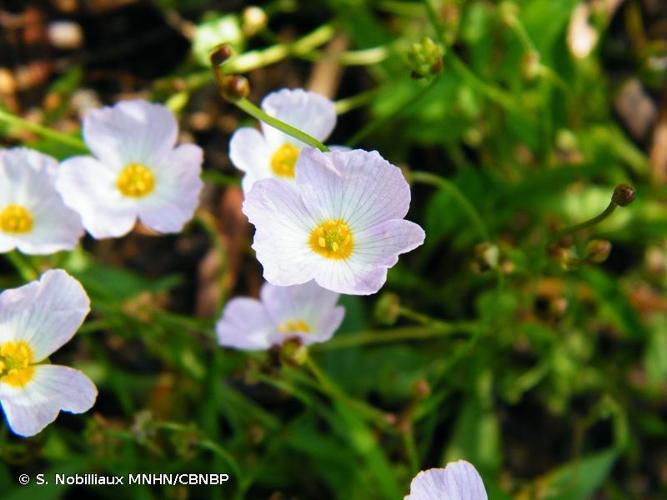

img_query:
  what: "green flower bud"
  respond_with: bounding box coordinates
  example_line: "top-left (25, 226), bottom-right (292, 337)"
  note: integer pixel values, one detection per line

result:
top-left (407, 37), bottom-right (444, 79)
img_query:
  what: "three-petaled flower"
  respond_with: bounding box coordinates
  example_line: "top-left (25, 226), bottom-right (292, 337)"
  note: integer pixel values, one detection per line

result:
top-left (56, 99), bottom-right (204, 239)
top-left (0, 270), bottom-right (97, 437)
top-left (243, 148), bottom-right (425, 295)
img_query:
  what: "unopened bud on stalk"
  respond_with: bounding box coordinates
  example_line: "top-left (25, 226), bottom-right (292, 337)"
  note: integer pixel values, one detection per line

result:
top-left (585, 239), bottom-right (612, 263)
top-left (612, 184), bottom-right (636, 207)
top-left (220, 75), bottom-right (250, 101)
top-left (472, 242), bottom-right (499, 273)
top-left (375, 293), bottom-right (400, 325)
top-left (407, 37), bottom-right (443, 79)
top-left (498, 1), bottom-right (519, 27)
top-left (209, 43), bottom-right (234, 67)
top-left (242, 6), bottom-right (268, 37)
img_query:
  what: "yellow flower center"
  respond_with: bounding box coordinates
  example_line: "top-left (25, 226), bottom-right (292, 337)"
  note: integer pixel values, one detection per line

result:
top-left (270, 143), bottom-right (300, 178)
top-left (278, 319), bottom-right (311, 334)
top-left (0, 204), bottom-right (33, 234)
top-left (0, 341), bottom-right (35, 388)
top-left (309, 219), bottom-right (354, 260)
top-left (116, 163), bottom-right (156, 198)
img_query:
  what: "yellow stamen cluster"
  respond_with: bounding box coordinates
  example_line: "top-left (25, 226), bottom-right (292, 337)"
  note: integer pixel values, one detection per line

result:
top-left (278, 319), bottom-right (312, 334)
top-left (309, 219), bottom-right (354, 260)
top-left (270, 143), bottom-right (300, 178)
top-left (0, 341), bottom-right (35, 388)
top-left (0, 204), bottom-right (34, 234)
top-left (117, 163), bottom-right (156, 198)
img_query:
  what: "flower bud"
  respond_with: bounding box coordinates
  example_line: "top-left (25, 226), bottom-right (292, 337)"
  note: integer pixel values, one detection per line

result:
top-left (612, 184), bottom-right (636, 207)
top-left (209, 43), bottom-right (234, 67)
top-left (407, 37), bottom-right (444, 79)
top-left (585, 239), bottom-right (612, 263)
top-left (242, 6), bottom-right (268, 37)
top-left (375, 292), bottom-right (400, 325)
top-left (472, 242), bottom-right (499, 273)
top-left (220, 75), bottom-right (250, 102)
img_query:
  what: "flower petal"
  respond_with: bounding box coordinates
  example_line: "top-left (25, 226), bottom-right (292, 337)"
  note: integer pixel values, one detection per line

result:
top-left (216, 298), bottom-right (276, 350)
top-left (296, 148), bottom-right (412, 231)
top-left (0, 269), bottom-right (90, 361)
top-left (56, 156), bottom-right (137, 239)
top-left (243, 179), bottom-right (320, 286)
top-left (260, 281), bottom-right (344, 344)
top-left (353, 219), bottom-right (426, 268)
top-left (260, 89), bottom-right (336, 150)
top-left (0, 365), bottom-right (97, 437)
top-left (83, 99), bottom-right (178, 167)
top-left (405, 461), bottom-right (488, 500)
top-left (229, 127), bottom-right (271, 192)
top-left (137, 143), bottom-right (204, 233)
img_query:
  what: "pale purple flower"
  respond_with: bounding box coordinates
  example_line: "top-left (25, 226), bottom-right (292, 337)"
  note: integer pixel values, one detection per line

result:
top-left (405, 461), bottom-right (488, 500)
top-left (0, 270), bottom-right (97, 437)
top-left (229, 88), bottom-right (336, 193)
top-left (0, 148), bottom-right (83, 254)
top-left (216, 281), bottom-right (344, 350)
top-left (242, 148), bottom-right (425, 295)
top-left (56, 99), bottom-right (204, 238)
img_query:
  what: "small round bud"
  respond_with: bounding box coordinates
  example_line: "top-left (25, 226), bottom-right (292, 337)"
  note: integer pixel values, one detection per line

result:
top-left (521, 50), bottom-right (542, 81)
top-left (242, 6), bottom-right (268, 37)
top-left (472, 242), bottom-right (499, 273)
top-left (210, 43), bottom-right (234, 67)
top-left (585, 239), bottom-right (612, 263)
top-left (220, 75), bottom-right (250, 102)
top-left (407, 37), bottom-right (444, 79)
top-left (375, 293), bottom-right (400, 325)
top-left (499, 1), bottom-right (519, 26)
top-left (612, 184), bottom-right (636, 207)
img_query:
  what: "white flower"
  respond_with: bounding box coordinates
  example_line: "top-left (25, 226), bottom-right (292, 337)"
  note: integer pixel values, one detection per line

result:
top-left (229, 88), bottom-right (336, 193)
top-left (0, 269), bottom-right (97, 437)
top-left (216, 280), bottom-right (344, 350)
top-left (56, 99), bottom-right (204, 239)
top-left (405, 460), bottom-right (488, 500)
top-left (0, 148), bottom-right (83, 255)
top-left (242, 148), bottom-right (425, 295)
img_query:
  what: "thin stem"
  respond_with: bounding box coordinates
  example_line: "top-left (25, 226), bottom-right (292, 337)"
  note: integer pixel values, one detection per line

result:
top-left (553, 201), bottom-right (618, 242)
top-left (4, 252), bottom-right (39, 281)
top-left (334, 88), bottom-right (380, 115)
top-left (233, 98), bottom-right (329, 152)
top-left (312, 323), bottom-right (477, 351)
top-left (403, 426), bottom-right (420, 474)
top-left (346, 79), bottom-right (437, 147)
top-left (410, 170), bottom-right (491, 241)
top-left (0, 108), bottom-right (87, 151)
top-left (303, 355), bottom-right (393, 431)
top-left (222, 24), bottom-right (335, 74)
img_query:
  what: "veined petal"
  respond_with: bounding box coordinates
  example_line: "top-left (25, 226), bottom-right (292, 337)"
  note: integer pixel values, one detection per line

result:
top-left (137, 143), bottom-right (204, 233)
top-left (260, 89), bottom-right (336, 150)
top-left (83, 99), bottom-right (177, 167)
top-left (296, 148), bottom-right (412, 231)
top-left (56, 156), bottom-right (137, 239)
top-left (229, 127), bottom-right (271, 192)
top-left (216, 298), bottom-right (276, 350)
top-left (405, 461), bottom-right (488, 500)
top-left (353, 219), bottom-right (426, 268)
top-left (307, 305), bottom-right (345, 345)
top-left (243, 178), bottom-right (320, 286)
top-left (0, 365), bottom-right (97, 437)
top-left (0, 269), bottom-right (90, 361)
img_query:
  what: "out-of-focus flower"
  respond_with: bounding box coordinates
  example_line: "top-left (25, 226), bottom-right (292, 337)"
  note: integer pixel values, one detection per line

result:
top-left (243, 148), bottom-right (425, 295)
top-left (216, 280), bottom-right (344, 350)
top-left (405, 460), bottom-right (488, 500)
top-left (0, 148), bottom-right (83, 254)
top-left (229, 89), bottom-right (336, 193)
top-left (56, 100), bottom-right (204, 239)
top-left (0, 269), bottom-right (97, 437)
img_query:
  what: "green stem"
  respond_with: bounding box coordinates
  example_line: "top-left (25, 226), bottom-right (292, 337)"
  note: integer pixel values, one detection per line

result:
top-left (312, 323), bottom-right (477, 351)
top-left (403, 426), bottom-right (420, 474)
top-left (0, 108), bottom-right (87, 151)
top-left (553, 200), bottom-right (618, 242)
top-left (346, 79), bottom-right (437, 147)
top-left (334, 88), bottom-right (380, 115)
top-left (303, 355), bottom-right (393, 430)
top-left (222, 24), bottom-right (335, 74)
top-left (4, 252), bottom-right (39, 281)
top-left (233, 98), bottom-right (329, 152)
top-left (410, 170), bottom-right (491, 241)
